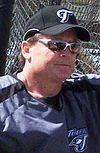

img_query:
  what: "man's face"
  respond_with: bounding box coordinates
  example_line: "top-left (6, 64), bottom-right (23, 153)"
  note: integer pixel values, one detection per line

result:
top-left (22, 29), bottom-right (79, 82)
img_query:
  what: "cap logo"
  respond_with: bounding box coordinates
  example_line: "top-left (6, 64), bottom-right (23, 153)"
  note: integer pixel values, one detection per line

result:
top-left (57, 9), bottom-right (73, 23)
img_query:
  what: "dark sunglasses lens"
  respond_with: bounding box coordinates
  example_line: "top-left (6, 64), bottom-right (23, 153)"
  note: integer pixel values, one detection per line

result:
top-left (70, 43), bottom-right (81, 52)
top-left (48, 41), bottom-right (66, 51)
top-left (71, 43), bottom-right (78, 49)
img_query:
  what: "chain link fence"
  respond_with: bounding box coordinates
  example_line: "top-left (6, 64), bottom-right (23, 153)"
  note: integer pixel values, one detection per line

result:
top-left (5, 0), bottom-right (100, 74)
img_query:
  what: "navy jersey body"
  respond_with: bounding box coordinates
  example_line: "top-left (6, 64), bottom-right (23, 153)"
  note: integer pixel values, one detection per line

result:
top-left (0, 74), bottom-right (100, 153)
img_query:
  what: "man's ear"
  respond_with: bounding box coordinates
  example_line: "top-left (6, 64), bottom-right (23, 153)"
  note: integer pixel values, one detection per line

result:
top-left (21, 41), bottom-right (31, 60)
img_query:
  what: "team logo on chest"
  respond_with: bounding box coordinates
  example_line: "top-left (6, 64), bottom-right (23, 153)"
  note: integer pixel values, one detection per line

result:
top-left (68, 128), bottom-right (88, 152)
top-left (57, 9), bottom-right (73, 23)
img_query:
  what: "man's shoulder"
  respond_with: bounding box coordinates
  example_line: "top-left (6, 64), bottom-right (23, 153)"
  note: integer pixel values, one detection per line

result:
top-left (63, 73), bottom-right (100, 90)
top-left (0, 75), bottom-right (19, 88)
top-left (66, 73), bottom-right (100, 83)
top-left (0, 74), bottom-right (25, 102)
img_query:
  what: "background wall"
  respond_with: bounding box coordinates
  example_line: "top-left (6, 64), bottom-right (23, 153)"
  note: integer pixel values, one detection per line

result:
top-left (4, 0), bottom-right (100, 74)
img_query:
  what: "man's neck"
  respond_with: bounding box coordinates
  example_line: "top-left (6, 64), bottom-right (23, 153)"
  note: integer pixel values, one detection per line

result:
top-left (17, 71), bottom-right (62, 99)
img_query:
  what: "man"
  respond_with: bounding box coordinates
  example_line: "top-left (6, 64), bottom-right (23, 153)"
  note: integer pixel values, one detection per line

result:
top-left (0, 5), bottom-right (100, 153)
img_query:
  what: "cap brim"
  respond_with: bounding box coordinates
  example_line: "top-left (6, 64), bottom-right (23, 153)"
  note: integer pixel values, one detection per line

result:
top-left (40, 24), bottom-right (90, 42)
top-left (24, 24), bottom-right (90, 42)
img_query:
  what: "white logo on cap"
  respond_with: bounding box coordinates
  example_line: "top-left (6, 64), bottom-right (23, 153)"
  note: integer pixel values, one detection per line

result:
top-left (57, 9), bottom-right (73, 23)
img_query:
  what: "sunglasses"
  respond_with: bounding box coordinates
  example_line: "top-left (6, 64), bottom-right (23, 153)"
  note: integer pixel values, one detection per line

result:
top-left (27, 38), bottom-right (82, 54)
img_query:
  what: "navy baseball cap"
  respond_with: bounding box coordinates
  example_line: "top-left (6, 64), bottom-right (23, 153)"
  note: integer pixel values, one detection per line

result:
top-left (23, 5), bottom-right (90, 42)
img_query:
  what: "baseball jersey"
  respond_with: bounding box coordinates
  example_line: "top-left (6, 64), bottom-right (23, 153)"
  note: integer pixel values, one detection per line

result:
top-left (0, 74), bottom-right (100, 153)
